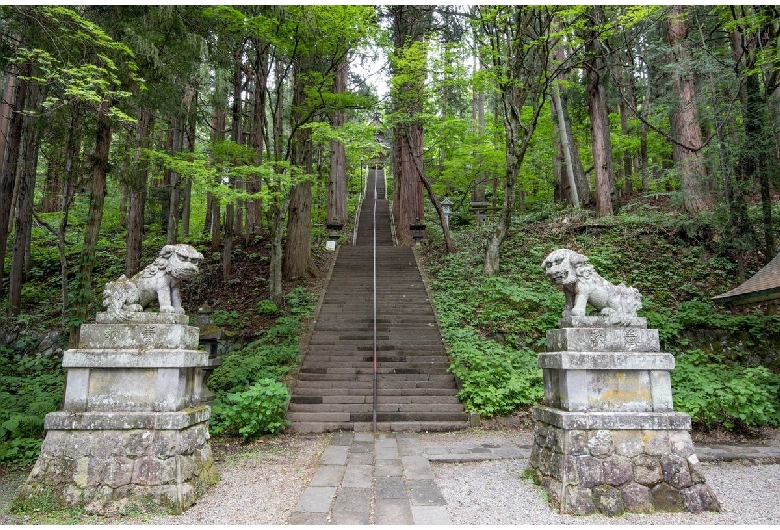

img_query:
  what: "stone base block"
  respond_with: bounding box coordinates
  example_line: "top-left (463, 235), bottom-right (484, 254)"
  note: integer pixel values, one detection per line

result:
top-left (526, 409), bottom-right (720, 516)
top-left (19, 407), bottom-right (218, 515)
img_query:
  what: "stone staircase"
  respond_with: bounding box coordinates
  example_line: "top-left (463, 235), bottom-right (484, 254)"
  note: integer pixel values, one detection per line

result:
top-left (288, 169), bottom-right (469, 432)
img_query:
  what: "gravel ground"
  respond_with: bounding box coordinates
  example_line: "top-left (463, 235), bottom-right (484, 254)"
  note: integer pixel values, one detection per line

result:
top-left (421, 428), bottom-right (780, 525)
top-left (2, 427), bottom-right (779, 525)
top-left (0, 433), bottom-right (331, 525)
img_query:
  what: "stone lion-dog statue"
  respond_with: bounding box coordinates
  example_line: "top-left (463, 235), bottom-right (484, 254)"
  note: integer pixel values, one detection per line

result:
top-left (102, 244), bottom-right (204, 320)
top-left (541, 248), bottom-right (642, 318)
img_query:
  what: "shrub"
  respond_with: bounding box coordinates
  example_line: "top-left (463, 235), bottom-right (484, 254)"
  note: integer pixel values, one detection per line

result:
top-left (0, 351), bottom-right (64, 468)
top-left (210, 379), bottom-right (290, 438)
top-left (445, 327), bottom-right (543, 417)
top-left (208, 341), bottom-right (298, 394)
top-left (671, 349), bottom-right (780, 431)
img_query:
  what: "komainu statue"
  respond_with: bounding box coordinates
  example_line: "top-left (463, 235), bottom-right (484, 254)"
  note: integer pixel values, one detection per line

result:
top-left (102, 244), bottom-right (204, 320)
top-left (541, 248), bottom-right (641, 318)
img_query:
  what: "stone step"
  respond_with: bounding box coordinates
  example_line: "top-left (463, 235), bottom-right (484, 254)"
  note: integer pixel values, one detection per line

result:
top-left (288, 420), bottom-right (469, 434)
top-left (297, 372), bottom-right (456, 382)
top-left (288, 403), bottom-right (466, 413)
top-left (293, 379), bottom-right (458, 390)
top-left (301, 357), bottom-right (451, 364)
top-left (299, 366), bottom-right (451, 376)
top-left (292, 386), bottom-right (459, 397)
top-left (289, 168), bottom-right (463, 434)
top-left (289, 394), bottom-right (462, 404)
top-left (287, 411), bottom-right (468, 423)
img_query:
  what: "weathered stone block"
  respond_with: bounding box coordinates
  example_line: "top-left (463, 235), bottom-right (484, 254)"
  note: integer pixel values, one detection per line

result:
top-left (567, 430), bottom-right (589, 455)
top-left (541, 476), bottom-right (562, 508)
top-left (612, 430), bottom-right (643, 457)
top-left (575, 455), bottom-right (603, 488)
top-left (78, 323), bottom-right (200, 350)
top-left (689, 456), bottom-right (706, 485)
top-left (153, 430), bottom-right (180, 457)
top-left (563, 485), bottom-right (596, 515)
top-left (538, 352), bottom-right (673, 370)
top-left (593, 484), bottom-right (624, 516)
top-left (661, 454), bottom-right (692, 489)
top-left (63, 349), bottom-right (208, 369)
top-left (160, 457), bottom-right (179, 485)
top-left (632, 454), bottom-right (662, 486)
top-left (103, 457), bottom-right (134, 488)
top-left (602, 455), bottom-right (632, 486)
top-left (620, 482), bottom-right (653, 513)
top-left (133, 457), bottom-right (163, 486)
top-left (547, 327), bottom-right (659, 353)
top-left (588, 430), bottom-right (613, 457)
top-left (545, 425), bottom-right (560, 452)
top-left (650, 483), bottom-right (684, 512)
top-left (529, 445), bottom-right (541, 468)
top-left (642, 430), bottom-right (670, 456)
top-left (669, 430), bottom-right (695, 457)
top-left (96, 312), bottom-right (189, 325)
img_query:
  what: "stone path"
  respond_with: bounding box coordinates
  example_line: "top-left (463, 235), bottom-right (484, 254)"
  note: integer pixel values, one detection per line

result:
top-left (290, 432), bottom-right (454, 525)
top-left (289, 431), bottom-right (780, 525)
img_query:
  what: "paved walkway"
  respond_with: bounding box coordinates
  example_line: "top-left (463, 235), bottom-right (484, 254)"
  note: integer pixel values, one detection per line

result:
top-left (289, 431), bottom-right (780, 524)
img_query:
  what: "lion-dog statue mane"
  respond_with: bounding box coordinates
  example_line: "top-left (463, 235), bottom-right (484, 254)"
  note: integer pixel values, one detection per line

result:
top-left (102, 244), bottom-right (204, 320)
top-left (541, 248), bottom-right (642, 319)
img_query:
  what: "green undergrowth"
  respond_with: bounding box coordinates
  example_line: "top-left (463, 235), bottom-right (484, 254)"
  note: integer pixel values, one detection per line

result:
top-left (208, 286), bottom-right (315, 439)
top-left (422, 206), bottom-right (780, 431)
top-left (0, 336), bottom-right (65, 469)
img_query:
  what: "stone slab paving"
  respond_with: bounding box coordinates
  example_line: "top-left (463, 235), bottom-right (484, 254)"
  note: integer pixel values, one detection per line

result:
top-left (290, 431), bottom-right (780, 525)
top-left (291, 432), bottom-right (452, 525)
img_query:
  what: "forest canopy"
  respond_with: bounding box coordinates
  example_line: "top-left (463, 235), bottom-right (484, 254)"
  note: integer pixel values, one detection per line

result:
top-left (1, 4), bottom-right (780, 332)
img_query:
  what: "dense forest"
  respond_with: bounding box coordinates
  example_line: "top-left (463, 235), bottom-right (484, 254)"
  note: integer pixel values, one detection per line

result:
top-left (2, 6), bottom-right (780, 466)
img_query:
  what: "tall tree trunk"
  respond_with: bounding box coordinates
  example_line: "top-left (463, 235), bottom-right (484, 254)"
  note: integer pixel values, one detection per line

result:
top-left (586, 6), bottom-right (614, 217)
top-left (327, 59), bottom-right (348, 227)
top-left (390, 5), bottom-right (432, 246)
top-left (552, 82), bottom-right (579, 207)
top-left (9, 81), bottom-right (41, 313)
top-left (223, 50), bottom-right (243, 282)
top-left (0, 64), bottom-right (28, 295)
top-left (209, 103), bottom-right (226, 251)
top-left (268, 59), bottom-right (286, 304)
top-left (247, 40), bottom-right (269, 240)
top-left (69, 99), bottom-right (112, 346)
top-left (126, 108), bottom-right (153, 276)
top-left (404, 128), bottom-right (455, 253)
top-left (284, 57), bottom-right (317, 280)
top-left (179, 85), bottom-right (196, 239)
top-left (484, 100), bottom-right (520, 276)
top-left (284, 180), bottom-right (316, 279)
top-left (40, 149), bottom-right (62, 213)
top-left (727, 25), bottom-right (760, 271)
top-left (665, 5), bottom-right (712, 213)
top-left (166, 115), bottom-right (182, 245)
top-left (0, 70), bottom-right (15, 181)
top-left (482, 6), bottom-right (555, 275)
top-left (181, 116), bottom-right (194, 237)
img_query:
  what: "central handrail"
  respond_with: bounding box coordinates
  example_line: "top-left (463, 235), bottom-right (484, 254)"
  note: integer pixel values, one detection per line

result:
top-left (372, 170), bottom-right (378, 433)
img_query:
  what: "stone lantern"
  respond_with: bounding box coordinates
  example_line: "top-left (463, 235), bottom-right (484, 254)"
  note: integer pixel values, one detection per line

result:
top-left (410, 219), bottom-right (426, 245)
top-left (441, 198), bottom-right (453, 228)
top-left (325, 222), bottom-right (343, 251)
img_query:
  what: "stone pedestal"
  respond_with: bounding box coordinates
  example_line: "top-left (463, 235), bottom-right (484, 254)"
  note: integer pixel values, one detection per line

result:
top-left (19, 313), bottom-right (218, 514)
top-left (527, 316), bottom-right (720, 516)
